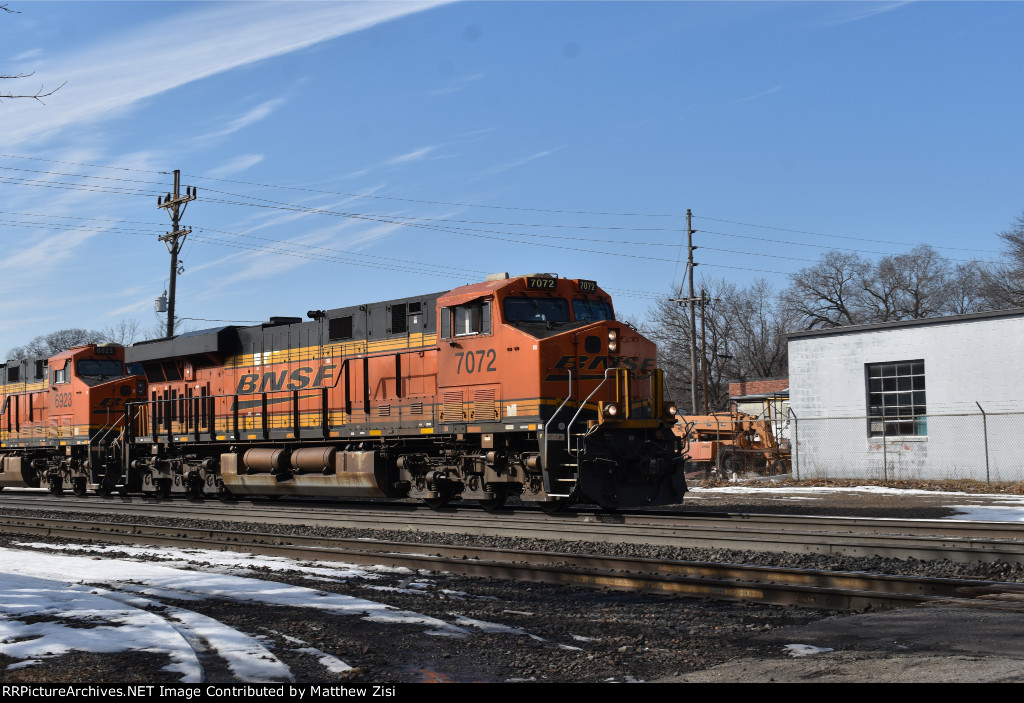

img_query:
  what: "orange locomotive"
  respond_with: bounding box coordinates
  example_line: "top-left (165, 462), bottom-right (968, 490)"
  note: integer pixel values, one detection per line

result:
top-left (1, 273), bottom-right (686, 510)
top-left (0, 344), bottom-right (146, 495)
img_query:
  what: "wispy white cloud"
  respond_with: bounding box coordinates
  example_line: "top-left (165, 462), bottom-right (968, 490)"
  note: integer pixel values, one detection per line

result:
top-left (104, 294), bottom-right (157, 320)
top-left (476, 146), bottom-right (566, 179)
top-left (735, 84), bottom-right (783, 103)
top-left (383, 145), bottom-right (439, 166)
top-left (11, 48), bottom-right (43, 62)
top-left (196, 100), bottom-right (287, 143)
top-left (0, 1), bottom-right (453, 148)
top-left (206, 154), bottom-right (265, 178)
top-left (429, 72), bottom-right (486, 96)
top-left (819, 2), bottom-right (912, 28)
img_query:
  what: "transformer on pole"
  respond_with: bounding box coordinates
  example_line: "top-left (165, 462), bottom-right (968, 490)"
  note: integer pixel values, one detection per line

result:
top-left (157, 169), bottom-right (197, 337)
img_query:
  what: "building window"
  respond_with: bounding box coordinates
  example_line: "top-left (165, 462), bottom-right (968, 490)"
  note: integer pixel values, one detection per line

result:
top-left (866, 360), bottom-right (926, 437)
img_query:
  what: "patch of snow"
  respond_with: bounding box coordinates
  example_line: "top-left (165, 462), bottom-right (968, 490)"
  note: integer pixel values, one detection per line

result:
top-left (449, 614), bottom-right (543, 640)
top-left (292, 647), bottom-right (353, 674)
top-left (0, 544), bottom-right (481, 677)
top-left (784, 643), bottom-right (834, 657)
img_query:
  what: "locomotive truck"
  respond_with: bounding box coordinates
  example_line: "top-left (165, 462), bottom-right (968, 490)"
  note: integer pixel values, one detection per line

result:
top-left (0, 273), bottom-right (685, 511)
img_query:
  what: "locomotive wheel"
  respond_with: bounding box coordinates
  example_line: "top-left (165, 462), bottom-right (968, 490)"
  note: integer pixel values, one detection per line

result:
top-left (538, 497), bottom-right (573, 515)
top-left (217, 483), bottom-right (234, 502)
top-left (479, 489), bottom-right (507, 512)
top-left (72, 478), bottom-right (87, 497)
top-left (48, 478), bottom-right (64, 496)
top-left (153, 479), bottom-right (172, 500)
top-left (185, 480), bottom-right (205, 501)
top-left (422, 494), bottom-right (451, 510)
top-left (421, 485), bottom-right (456, 510)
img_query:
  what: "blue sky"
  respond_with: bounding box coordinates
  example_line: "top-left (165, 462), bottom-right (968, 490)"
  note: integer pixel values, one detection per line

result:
top-left (1, 1), bottom-right (1022, 355)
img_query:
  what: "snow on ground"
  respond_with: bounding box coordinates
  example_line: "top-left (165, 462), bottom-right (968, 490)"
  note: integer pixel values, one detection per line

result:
top-left (0, 543), bottom-right (544, 682)
top-left (784, 644), bottom-right (835, 657)
top-left (689, 484), bottom-right (1024, 522)
top-left (2, 486), bottom-right (1021, 679)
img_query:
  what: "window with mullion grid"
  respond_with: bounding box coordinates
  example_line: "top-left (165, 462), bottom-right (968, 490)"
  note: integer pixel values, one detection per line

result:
top-left (866, 360), bottom-right (926, 437)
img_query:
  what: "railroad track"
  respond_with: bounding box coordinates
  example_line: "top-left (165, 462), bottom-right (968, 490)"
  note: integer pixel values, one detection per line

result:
top-left (3, 492), bottom-right (1024, 564)
top-left (3, 512), bottom-right (1024, 612)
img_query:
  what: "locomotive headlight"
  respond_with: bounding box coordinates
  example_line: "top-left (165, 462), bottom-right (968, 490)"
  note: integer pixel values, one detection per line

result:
top-left (607, 329), bottom-right (619, 352)
top-left (604, 403), bottom-right (619, 418)
top-left (665, 403), bottom-right (678, 417)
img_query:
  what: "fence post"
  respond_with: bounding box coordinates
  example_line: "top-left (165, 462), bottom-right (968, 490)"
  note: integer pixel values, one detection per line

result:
top-left (788, 407), bottom-right (798, 480)
top-left (882, 426), bottom-right (887, 481)
top-left (976, 401), bottom-right (990, 485)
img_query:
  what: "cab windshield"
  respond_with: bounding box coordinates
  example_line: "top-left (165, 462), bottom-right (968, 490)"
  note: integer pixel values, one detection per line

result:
top-left (77, 359), bottom-right (124, 377)
top-left (503, 297), bottom-right (571, 323)
top-left (573, 299), bottom-right (614, 322)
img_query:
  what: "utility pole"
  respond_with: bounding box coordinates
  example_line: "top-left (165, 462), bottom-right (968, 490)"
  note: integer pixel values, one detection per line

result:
top-left (700, 287), bottom-right (709, 414)
top-left (670, 209), bottom-right (701, 413)
top-left (157, 170), bottom-right (196, 337)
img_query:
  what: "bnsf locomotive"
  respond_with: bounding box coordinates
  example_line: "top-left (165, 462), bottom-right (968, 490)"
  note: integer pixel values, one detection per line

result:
top-left (0, 274), bottom-right (685, 511)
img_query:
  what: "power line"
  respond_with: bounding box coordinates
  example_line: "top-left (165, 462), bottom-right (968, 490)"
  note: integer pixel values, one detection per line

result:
top-left (695, 214), bottom-right (998, 254)
top-left (0, 158), bottom-right (1003, 259)
top-left (0, 153), bottom-right (677, 217)
top-left (0, 158), bottom-right (1005, 283)
top-left (0, 152), bottom-right (166, 174)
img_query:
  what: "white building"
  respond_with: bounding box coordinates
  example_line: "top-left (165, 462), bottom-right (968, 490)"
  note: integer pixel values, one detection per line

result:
top-left (787, 309), bottom-right (1024, 482)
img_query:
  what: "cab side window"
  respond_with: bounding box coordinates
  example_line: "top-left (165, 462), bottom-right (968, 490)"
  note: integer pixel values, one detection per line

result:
top-left (440, 300), bottom-right (491, 339)
top-left (53, 360), bottom-right (70, 384)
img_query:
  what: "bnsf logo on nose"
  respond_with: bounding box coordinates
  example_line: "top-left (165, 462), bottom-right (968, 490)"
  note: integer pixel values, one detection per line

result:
top-left (235, 364), bottom-right (336, 394)
top-left (553, 355), bottom-right (656, 371)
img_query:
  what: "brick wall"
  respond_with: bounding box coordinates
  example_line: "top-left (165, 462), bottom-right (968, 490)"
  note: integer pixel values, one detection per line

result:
top-left (729, 378), bottom-right (789, 398)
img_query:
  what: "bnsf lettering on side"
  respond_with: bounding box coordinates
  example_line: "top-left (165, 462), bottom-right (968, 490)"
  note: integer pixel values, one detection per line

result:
top-left (235, 364), bottom-right (336, 394)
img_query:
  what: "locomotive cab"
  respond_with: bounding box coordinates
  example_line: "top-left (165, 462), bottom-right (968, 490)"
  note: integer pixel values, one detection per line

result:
top-left (434, 274), bottom-right (685, 509)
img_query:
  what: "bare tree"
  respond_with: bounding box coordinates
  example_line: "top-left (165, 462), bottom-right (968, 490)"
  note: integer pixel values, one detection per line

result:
top-left (7, 328), bottom-right (105, 360)
top-left (946, 260), bottom-right (989, 315)
top-left (783, 251), bottom-right (871, 329)
top-left (644, 277), bottom-right (790, 413)
top-left (784, 245), bottom-right (993, 330)
top-left (731, 278), bottom-right (793, 379)
top-left (869, 245), bottom-right (952, 320)
top-left (101, 318), bottom-right (144, 347)
top-left (1, 4), bottom-right (64, 102)
top-left (979, 211), bottom-right (1024, 308)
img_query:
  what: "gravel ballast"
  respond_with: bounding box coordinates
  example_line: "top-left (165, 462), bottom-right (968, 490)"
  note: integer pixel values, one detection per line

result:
top-left (1, 485), bottom-right (1023, 683)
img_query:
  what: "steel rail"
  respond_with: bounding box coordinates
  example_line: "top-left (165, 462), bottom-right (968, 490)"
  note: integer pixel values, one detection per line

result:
top-left (3, 514), bottom-right (1024, 612)
top-left (3, 493), bottom-right (1024, 563)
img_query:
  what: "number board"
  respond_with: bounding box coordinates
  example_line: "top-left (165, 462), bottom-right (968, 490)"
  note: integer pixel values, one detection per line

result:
top-left (577, 279), bottom-right (598, 293)
top-left (525, 277), bottom-right (557, 290)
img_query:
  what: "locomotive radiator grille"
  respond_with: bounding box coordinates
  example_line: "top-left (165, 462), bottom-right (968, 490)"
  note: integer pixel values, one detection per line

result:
top-left (473, 389), bottom-right (497, 421)
top-left (442, 391), bottom-right (464, 421)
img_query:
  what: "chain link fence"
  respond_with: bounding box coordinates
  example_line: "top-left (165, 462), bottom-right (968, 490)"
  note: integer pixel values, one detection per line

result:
top-left (790, 409), bottom-right (1024, 484)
